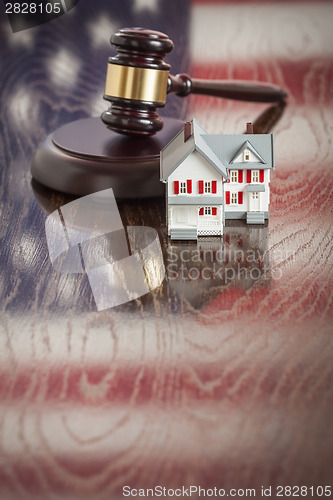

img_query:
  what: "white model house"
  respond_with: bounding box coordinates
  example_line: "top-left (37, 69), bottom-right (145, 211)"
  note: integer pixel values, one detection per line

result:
top-left (160, 120), bottom-right (228, 240)
top-left (160, 119), bottom-right (274, 240)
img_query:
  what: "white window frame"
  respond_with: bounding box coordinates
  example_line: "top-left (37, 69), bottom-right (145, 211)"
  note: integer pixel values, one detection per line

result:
top-left (252, 192), bottom-right (259, 200)
top-left (231, 193), bottom-right (238, 205)
top-left (230, 170), bottom-right (238, 183)
top-left (204, 181), bottom-right (211, 194)
top-left (252, 170), bottom-right (259, 183)
top-left (180, 181), bottom-right (187, 194)
top-left (204, 206), bottom-right (212, 215)
top-left (244, 149), bottom-right (250, 161)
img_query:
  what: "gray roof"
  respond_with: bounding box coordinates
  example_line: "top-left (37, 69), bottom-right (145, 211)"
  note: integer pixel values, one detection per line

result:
top-left (202, 134), bottom-right (274, 170)
top-left (160, 119), bottom-right (229, 181)
top-left (246, 184), bottom-right (266, 192)
top-left (168, 196), bottom-right (224, 205)
top-left (160, 120), bottom-right (274, 182)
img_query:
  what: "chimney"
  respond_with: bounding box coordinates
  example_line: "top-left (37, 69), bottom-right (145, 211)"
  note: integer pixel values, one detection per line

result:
top-left (246, 122), bottom-right (253, 134)
top-left (184, 121), bottom-right (192, 142)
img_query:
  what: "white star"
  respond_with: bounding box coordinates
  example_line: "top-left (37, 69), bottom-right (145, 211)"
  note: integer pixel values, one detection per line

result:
top-left (133, 0), bottom-right (160, 14)
top-left (48, 49), bottom-right (80, 88)
top-left (90, 92), bottom-right (108, 117)
top-left (13, 234), bottom-right (38, 269)
top-left (87, 14), bottom-right (118, 48)
top-left (9, 88), bottom-right (39, 129)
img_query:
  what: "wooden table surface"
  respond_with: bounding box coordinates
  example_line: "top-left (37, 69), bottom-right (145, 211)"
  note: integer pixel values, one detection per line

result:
top-left (0, 1), bottom-right (332, 499)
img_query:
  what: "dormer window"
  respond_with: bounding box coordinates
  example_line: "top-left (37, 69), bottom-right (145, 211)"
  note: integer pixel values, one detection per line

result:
top-left (244, 149), bottom-right (250, 161)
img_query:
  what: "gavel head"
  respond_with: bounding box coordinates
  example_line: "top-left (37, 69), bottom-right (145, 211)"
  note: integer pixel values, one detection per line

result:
top-left (101, 28), bottom-right (174, 136)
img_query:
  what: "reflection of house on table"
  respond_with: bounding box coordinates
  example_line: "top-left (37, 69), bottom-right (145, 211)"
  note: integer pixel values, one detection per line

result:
top-left (160, 119), bottom-right (275, 240)
top-left (166, 222), bottom-right (270, 309)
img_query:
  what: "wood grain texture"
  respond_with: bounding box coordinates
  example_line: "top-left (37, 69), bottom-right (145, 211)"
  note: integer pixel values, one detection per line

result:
top-left (0, 1), bottom-right (333, 499)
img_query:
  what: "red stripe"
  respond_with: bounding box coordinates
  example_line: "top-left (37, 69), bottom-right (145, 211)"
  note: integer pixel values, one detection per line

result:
top-left (0, 357), bottom-right (291, 404)
top-left (189, 60), bottom-right (333, 106)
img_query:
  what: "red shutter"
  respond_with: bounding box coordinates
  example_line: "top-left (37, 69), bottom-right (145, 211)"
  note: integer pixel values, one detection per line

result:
top-left (198, 180), bottom-right (204, 194)
top-left (247, 170), bottom-right (251, 183)
top-left (212, 207), bottom-right (217, 215)
top-left (226, 191), bottom-right (230, 205)
top-left (174, 180), bottom-right (179, 194)
top-left (212, 180), bottom-right (217, 193)
top-left (238, 170), bottom-right (243, 183)
top-left (260, 170), bottom-right (264, 183)
top-left (187, 179), bottom-right (192, 193)
top-left (199, 207), bottom-right (204, 216)
top-left (238, 191), bottom-right (243, 204)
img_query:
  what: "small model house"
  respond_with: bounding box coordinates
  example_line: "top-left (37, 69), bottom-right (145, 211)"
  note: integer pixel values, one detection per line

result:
top-left (160, 119), bottom-right (274, 240)
top-left (160, 120), bottom-right (228, 240)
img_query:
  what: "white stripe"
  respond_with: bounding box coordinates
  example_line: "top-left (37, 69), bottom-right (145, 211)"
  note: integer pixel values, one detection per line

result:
top-left (191, 2), bottom-right (333, 63)
top-left (0, 403), bottom-right (298, 459)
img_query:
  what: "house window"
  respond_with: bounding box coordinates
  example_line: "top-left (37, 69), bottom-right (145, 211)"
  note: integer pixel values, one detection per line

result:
top-left (252, 170), bottom-right (259, 183)
top-left (199, 207), bottom-right (217, 216)
top-left (199, 180), bottom-right (217, 194)
top-left (180, 181), bottom-right (186, 193)
top-left (231, 193), bottom-right (238, 204)
top-left (244, 150), bottom-right (250, 161)
top-left (252, 192), bottom-right (259, 200)
top-left (177, 180), bottom-right (192, 194)
top-left (230, 171), bottom-right (238, 183)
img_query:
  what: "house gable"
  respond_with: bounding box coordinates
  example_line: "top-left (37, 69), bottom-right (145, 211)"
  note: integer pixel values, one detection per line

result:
top-left (167, 149), bottom-right (224, 200)
top-left (230, 141), bottom-right (266, 164)
top-left (202, 134), bottom-right (274, 171)
top-left (160, 119), bottom-right (207, 181)
top-left (160, 119), bottom-right (228, 182)
top-left (160, 128), bottom-right (195, 182)
top-left (168, 149), bottom-right (221, 182)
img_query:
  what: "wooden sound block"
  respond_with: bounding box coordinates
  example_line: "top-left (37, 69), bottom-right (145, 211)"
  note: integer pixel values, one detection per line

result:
top-left (31, 116), bottom-right (185, 198)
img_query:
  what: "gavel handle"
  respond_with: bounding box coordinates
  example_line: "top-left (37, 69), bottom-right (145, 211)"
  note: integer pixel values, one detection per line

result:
top-left (168, 74), bottom-right (287, 103)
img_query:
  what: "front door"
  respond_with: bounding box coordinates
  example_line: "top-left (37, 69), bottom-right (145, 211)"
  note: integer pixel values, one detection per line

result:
top-left (249, 192), bottom-right (260, 211)
top-left (175, 207), bottom-right (197, 226)
top-left (176, 207), bottom-right (188, 223)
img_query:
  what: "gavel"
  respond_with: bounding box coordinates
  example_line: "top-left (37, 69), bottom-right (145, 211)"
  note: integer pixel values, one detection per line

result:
top-left (31, 27), bottom-right (287, 199)
top-left (101, 27), bottom-right (287, 136)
